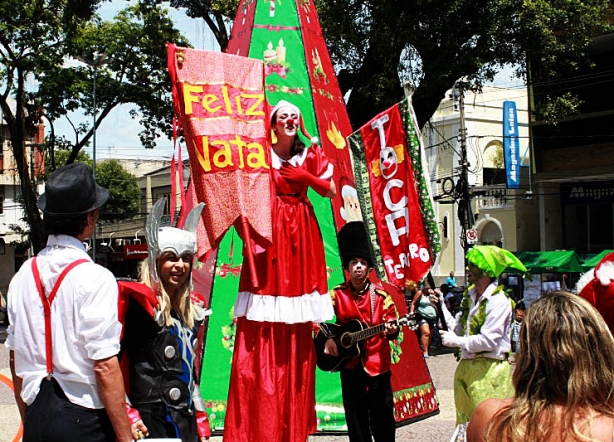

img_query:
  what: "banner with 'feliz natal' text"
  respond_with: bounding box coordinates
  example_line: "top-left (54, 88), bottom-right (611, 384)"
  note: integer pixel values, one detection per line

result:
top-left (167, 45), bottom-right (272, 258)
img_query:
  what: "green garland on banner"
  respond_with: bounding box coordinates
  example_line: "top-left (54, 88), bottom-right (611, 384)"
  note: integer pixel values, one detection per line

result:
top-left (399, 98), bottom-right (442, 257)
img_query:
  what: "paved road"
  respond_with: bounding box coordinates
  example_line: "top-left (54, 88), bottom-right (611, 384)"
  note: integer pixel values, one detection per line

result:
top-left (0, 324), bottom-right (457, 441)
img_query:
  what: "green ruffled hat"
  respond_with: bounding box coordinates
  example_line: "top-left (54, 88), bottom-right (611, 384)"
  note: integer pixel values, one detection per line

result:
top-left (466, 245), bottom-right (526, 278)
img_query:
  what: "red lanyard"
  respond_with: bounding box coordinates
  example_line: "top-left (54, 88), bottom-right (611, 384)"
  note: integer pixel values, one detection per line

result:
top-left (31, 257), bottom-right (88, 375)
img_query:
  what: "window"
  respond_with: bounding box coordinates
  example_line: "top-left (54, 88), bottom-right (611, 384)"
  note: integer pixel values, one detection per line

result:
top-left (563, 203), bottom-right (614, 252)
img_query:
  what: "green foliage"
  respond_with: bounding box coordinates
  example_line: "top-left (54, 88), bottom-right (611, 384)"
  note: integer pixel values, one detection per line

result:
top-left (95, 159), bottom-right (141, 222)
top-left (44, 147), bottom-right (93, 176)
top-left (165, 0), bottom-right (237, 50)
top-left (39, 3), bottom-right (190, 159)
top-left (0, 1), bottom-right (189, 249)
top-left (0, 0), bottom-right (103, 252)
top-left (316, 0), bottom-right (612, 128)
top-left (44, 151), bottom-right (140, 221)
top-left (534, 92), bottom-right (584, 125)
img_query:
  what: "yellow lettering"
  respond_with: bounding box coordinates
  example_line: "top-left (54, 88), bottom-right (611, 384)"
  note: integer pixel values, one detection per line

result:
top-left (183, 84), bottom-right (203, 115)
top-left (193, 136), bottom-right (269, 172)
top-left (243, 93), bottom-right (265, 116)
top-left (246, 142), bottom-right (269, 169)
top-left (202, 94), bottom-right (222, 114)
top-left (230, 136), bottom-right (247, 169)
top-left (194, 138), bottom-right (212, 172)
top-left (234, 96), bottom-right (244, 115)
top-left (221, 85), bottom-right (233, 115)
top-left (211, 139), bottom-right (234, 169)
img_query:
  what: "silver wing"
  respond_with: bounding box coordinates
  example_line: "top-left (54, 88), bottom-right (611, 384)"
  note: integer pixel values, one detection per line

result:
top-left (145, 198), bottom-right (166, 287)
top-left (183, 202), bottom-right (205, 234)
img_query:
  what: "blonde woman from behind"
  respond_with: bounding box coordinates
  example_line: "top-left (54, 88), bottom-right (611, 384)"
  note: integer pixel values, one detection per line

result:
top-left (467, 291), bottom-right (614, 441)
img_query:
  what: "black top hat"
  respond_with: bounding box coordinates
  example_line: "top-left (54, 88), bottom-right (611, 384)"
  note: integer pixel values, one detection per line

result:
top-left (38, 163), bottom-right (109, 217)
top-left (337, 221), bottom-right (375, 269)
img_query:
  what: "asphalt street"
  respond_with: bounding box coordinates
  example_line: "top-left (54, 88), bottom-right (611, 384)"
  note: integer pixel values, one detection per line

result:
top-left (0, 324), bottom-right (457, 441)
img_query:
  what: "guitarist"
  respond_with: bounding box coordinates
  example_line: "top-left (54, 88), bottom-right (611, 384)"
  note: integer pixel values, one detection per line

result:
top-left (322, 221), bottom-right (399, 442)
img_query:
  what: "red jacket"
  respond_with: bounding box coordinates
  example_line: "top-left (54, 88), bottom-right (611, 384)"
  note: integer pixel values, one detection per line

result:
top-left (330, 279), bottom-right (399, 376)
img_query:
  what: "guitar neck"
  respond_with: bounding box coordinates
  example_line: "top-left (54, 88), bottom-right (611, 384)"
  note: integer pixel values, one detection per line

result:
top-left (350, 321), bottom-right (393, 344)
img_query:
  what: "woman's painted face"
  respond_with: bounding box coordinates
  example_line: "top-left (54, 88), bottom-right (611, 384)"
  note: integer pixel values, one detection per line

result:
top-left (158, 251), bottom-right (193, 293)
top-left (274, 106), bottom-right (299, 138)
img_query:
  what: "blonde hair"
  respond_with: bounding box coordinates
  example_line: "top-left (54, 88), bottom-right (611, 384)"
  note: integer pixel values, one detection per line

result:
top-left (485, 291), bottom-right (614, 441)
top-left (139, 257), bottom-right (196, 329)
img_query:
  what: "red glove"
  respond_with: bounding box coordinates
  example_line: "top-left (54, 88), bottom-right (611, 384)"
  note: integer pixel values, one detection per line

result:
top-left (278, 164), bottom-right (331, 196)
top-left (125, 403), bottom-right (142, 425)
top-left (196, 409), bottom-right (211, 439)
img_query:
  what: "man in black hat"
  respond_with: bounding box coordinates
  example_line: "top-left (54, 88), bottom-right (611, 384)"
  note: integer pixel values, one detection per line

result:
top-left (322, 221), bottom-right (399, 442)
top-left (6, 163), bottom-right (133, 442)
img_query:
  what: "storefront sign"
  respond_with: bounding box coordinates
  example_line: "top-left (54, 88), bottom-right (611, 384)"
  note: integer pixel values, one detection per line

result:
top-left (561, 182), bottom-right (614, 204)
top-left (503, 101), bottom-right (520, 189)
top-left (124, 244), bottom-right (148, 260)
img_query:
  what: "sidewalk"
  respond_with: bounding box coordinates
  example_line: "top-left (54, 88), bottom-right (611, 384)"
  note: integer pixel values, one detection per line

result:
top-left (0, 325), bottom-right (457, 441)
top-left (0, 324), bottom-right (22, 442)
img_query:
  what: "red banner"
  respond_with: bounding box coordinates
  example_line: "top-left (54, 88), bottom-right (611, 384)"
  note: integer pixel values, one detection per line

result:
top-left (167, 45), bottom-right (272, 258)
top-left (356, 104), bottom-right (433, 287)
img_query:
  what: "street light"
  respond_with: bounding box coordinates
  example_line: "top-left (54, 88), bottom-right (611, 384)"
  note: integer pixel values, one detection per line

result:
top-left (75, 52), bottom-right (108, 263)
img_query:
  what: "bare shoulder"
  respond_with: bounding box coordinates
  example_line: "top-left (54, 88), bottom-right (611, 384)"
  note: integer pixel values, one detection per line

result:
top-left (466, 398), bottom-right (512, 442)
top-left (587, 414), bottom-right (614, 441)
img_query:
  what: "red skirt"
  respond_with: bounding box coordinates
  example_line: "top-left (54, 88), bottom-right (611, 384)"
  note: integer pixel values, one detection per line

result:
top-left (224, 318), bottom-right (317, 442)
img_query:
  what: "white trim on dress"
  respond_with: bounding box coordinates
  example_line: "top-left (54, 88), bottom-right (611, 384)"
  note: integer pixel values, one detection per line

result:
top-left (235, 290), bottom-right (334, 324)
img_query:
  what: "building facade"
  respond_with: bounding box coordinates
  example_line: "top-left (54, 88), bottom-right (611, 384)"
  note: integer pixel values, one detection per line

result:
top-left (424, 86), bottom-right (539, 284)
top-left (0, 106), bottom-right (45, 293)
top-left (530, 16), bottom-right (614, 255)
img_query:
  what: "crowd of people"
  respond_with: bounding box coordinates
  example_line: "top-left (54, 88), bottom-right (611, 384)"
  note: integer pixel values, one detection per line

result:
top-left (6, 100), bottom-right (614, 442)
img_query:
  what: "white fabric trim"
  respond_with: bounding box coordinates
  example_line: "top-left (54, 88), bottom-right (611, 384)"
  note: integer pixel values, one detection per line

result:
top-left (270, 147), bottom-right (308, 170)
top-left (235, 290), bottom-right (334, 324)
top-left (319, 162), bottom-right (334, 180)
top-left (596, 260), bottom-right (614, 286)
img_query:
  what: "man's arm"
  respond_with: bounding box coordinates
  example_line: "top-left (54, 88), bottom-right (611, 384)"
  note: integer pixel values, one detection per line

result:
top-left (9, 350), bottom-right (27, 421)
top-left (94, 355), bottom-right (133, 442)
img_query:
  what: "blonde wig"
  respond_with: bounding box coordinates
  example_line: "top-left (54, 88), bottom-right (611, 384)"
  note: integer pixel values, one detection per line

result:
top-left (139, 256), bottom-right (196, 329)
top-left (484, 291), bottom-right (614, 441)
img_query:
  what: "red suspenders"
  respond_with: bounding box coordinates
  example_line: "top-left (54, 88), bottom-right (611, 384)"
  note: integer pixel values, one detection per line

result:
top-left (31, 257), bottom-right (89, 375)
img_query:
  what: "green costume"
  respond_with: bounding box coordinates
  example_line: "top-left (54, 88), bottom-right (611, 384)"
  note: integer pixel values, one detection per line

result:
top-left (440, 246), bottom-right (525, 425)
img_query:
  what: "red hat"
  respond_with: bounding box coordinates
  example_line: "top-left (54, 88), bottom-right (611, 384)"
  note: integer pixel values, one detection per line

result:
top-left (578, 252), bottom-right (614, 334)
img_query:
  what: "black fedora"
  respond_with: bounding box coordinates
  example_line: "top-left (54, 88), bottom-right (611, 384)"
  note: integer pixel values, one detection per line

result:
top-left (38, 163), bottom-right (109, 217)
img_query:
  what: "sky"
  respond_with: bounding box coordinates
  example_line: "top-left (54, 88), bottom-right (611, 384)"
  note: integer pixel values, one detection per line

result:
top-left (51, 1), bottom-right (523, 162)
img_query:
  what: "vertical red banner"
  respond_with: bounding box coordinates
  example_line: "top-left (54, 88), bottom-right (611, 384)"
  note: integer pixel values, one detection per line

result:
top-left (168, 45), bottom-right (272, 258)
top-left (356, 104), bottom-right (434, 287)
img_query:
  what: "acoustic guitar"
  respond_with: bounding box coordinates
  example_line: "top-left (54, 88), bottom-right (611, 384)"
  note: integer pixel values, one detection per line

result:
top-left (314, 313), bottom-right (420, 372)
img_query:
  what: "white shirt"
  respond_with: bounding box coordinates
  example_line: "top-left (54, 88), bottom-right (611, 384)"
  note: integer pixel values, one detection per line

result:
top-left (5, 235), bottom-right (122, 408)
top-left (443, 281), bottom-right (512, 360)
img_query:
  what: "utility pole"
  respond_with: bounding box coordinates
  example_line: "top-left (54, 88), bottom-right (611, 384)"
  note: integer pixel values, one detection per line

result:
top-left (75, 52), bottom-right (108, 264)
top-left (457, 89), bottom-right (472, 258)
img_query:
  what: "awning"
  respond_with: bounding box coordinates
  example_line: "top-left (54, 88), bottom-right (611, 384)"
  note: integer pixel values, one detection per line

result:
top-left (581, 250), bottom-right (614, 271)
top-left (509, 250), bottom-right (584, 273)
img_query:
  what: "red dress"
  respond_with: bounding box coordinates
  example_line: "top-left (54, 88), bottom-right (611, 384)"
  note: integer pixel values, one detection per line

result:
top-left (224, 146), bottom-right (334, 442)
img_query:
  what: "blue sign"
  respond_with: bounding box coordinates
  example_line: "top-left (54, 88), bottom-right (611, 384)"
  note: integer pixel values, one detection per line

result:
top-left (503, 101), bottom-right (520, 189)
